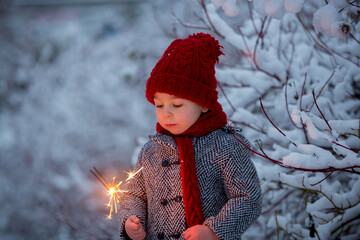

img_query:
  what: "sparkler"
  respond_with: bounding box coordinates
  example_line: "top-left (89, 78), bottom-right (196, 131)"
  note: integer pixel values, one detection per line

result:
top-left (90, 166), bottom-right (143, 219)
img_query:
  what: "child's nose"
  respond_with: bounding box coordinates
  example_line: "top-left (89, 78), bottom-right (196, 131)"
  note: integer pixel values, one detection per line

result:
top-left (163, 107), bottom-right (173, 118)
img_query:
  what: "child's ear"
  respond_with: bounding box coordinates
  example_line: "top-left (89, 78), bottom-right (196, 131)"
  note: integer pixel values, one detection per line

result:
top-left (201, 107), bottom-right (209, 113)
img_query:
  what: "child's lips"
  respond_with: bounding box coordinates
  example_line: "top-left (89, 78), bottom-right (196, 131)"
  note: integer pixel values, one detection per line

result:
top-left (165, 123), bottom-right (176, 127)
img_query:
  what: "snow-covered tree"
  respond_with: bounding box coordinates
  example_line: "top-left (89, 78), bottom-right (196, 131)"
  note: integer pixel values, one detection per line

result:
top-left (1, 0), bottom-right (359, 239)
top-left (171, 0), bottom-right (359, 239)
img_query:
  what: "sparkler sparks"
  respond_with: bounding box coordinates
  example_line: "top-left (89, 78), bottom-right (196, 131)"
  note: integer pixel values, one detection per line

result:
top-left (124, 167), bottom-right (143, 181)
top-left (90, 166), bottom-right (143, 219)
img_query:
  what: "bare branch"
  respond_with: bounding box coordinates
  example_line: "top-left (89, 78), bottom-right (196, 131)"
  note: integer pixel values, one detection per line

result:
top-left (312, 90), bottom-right (332, 131)
top-left (309, 70), bottom-right (336, 111)
top-left (218, 82), bottom-right (237, 112)
top-left (299, 73), bottom-right (307, 111)
top-left (228, 125), bottom-right (360, 174)
top-left (260, 98), bottom-right (297, 146)
top-left (285, 76), bottom-right (301, 129)
top-left (171, 10), bottom-right (210, 31)
top-left (199, 0), bottom-right (225, 39)
top-left (252, 17), bottom-right (282, 82)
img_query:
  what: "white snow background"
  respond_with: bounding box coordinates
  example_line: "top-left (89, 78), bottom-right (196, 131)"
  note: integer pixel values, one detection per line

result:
top-left (0, 0), bottom-right (359, 239)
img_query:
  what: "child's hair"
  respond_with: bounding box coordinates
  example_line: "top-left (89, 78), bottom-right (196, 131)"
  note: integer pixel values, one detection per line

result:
top-left (146, 33), bottom-right (224, 110)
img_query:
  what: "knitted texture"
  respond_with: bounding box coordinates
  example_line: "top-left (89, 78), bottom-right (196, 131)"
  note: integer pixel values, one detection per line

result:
top-left (146, 32), bottom-right (224, 111)
top-left (157, 109), bottom-right (227, 227)
top-left (174, 137), bottom-right (203, 226)
top-left (118, 127), bottom-right (262, 240)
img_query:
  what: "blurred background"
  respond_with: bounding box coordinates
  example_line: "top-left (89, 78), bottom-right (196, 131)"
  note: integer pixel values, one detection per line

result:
top-left (1, 0), bottom-right (359, 239)
top-left (0, 0), bottom-right (194, 239)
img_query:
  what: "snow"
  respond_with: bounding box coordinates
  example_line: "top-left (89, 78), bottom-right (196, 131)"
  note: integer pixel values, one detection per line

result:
top-left (264, 0), bottom-right (284, 16)
top-left (313, 4), bottom-right (343, 38)
top-left (253, 0), bottom-right (267, 17)
top-left (221, 0), bottom-right (240, 17)
top-left (210, 0), bottom-right (225, 8)
top-left (281, 144), bottom-right (359, 170)
top-left (210, 0), bottom-right (240, 17)
top-left (284, 0), bottom-right (305, 13)
top-left (206, 3), bottom-right (245, 50)
top-left (1, 0), bottom-right (359, 239)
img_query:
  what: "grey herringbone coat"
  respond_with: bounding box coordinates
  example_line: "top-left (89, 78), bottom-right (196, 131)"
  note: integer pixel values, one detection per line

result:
top-left (118, 126), bottom-right (261, 240)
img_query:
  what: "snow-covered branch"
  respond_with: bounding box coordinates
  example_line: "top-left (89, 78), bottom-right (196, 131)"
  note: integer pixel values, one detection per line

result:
top-left (182, 0), bottom-right (360, 239)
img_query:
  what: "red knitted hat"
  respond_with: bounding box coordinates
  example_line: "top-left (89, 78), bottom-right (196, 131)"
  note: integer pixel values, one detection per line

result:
top-left (146, 32), bottom-right (224, 110)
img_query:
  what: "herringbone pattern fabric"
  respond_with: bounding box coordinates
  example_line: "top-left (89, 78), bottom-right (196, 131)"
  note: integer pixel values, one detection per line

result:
top-left (119, 127), bottom-right (261, 240)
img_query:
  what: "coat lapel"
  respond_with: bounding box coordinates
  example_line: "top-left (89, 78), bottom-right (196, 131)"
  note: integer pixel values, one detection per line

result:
top-left (149, 133), bottom-right (178, 150)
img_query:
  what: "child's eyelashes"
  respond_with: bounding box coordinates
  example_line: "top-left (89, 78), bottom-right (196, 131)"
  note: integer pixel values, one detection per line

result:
top-left (155, 104), bottom-right (183, 108)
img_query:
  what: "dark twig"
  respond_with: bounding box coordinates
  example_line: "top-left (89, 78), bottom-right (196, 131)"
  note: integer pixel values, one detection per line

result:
top-left (349, 0), bottom-right (360, 8)
top-left (300, 74), bottom-right (307, 111)
top-left (310, 171), bottom-right (334, 186)
top-left (228, 125), bottom-right (360, 174)
top-left (260, 98), bottom-right (286, 137)
top-left (218, 82), bottom-right (237, 112)
top-left (298, 73), bottom-right (310, 144)
top-left (331, 141), bottom-right (359, 154)
top-left (253, 17), bottom-right (282, 83)
top-left (231, 120), bottom-right (266, 134)
top-left (339, 0), bottom-right (360, 12)
top-left (200, 0), bottom-right (225, 39)
top-left (330, 214), bottom-right (360, 236)
top-left (262, 190), bottom-right (296, 215)
top-left (260, 98), bottom-right (297, 147)
top-left (248, 0), bottom-right (259, 34)
top-left (237, 26), bottom-right (251, 50)
top-left (254, 139), bottom-right (269, 158)
top-left (171, 10), bottom-right (210, 31)
top-left (285, 76), bottom-right (300, 129)
top-left (218, 82), bottom-right (249, 88)
top-left (317, 34), bottom-right (360, 67)
top-left (277, 21), bottom-right (283, 60)
top-left (309, 70), bottom-right (335, 111)
top-left (301, 114), bottom-right (310, 144)
top-left (262, 16), bottom-right (272, 48)
top-left (244, 91), bottom-right (268, 109)
top-left (296, 15), bottom-right (328, 53)
top-left (312, 90), bottom-right (332, 131)
top-left (349, 33), bottom-right (360, 44)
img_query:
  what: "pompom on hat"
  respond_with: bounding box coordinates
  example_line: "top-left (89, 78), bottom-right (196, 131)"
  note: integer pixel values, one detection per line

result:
top-left (146, 32), bottom-right (224, 110)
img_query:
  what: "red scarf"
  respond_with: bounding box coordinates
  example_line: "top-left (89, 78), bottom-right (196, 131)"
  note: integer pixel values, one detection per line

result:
top-left (156, 109), bottom-right (227, 227)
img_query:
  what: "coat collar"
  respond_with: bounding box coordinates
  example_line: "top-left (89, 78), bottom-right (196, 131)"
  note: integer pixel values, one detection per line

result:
top-left (149, 126), bottom-right (242, 150)
top-left (148, 126), bottom-right (242, 150)
top-left (149, 133), bottom-right (178, 150)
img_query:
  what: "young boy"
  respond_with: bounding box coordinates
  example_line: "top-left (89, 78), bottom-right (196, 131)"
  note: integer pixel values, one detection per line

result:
top-left (119, 33), bottom-right (261, 240)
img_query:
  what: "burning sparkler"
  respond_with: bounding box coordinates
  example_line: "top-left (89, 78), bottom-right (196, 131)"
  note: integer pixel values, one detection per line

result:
top-left (90, 166), bottom-right (143, 219)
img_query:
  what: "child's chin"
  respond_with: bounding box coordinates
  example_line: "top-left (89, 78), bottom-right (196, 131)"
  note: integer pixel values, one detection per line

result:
top-left (166, 128), bottom-right (184, 135)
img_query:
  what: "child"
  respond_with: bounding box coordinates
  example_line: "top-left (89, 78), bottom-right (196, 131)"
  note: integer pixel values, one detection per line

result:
top-left (119, 33), bottom-right (261, 240)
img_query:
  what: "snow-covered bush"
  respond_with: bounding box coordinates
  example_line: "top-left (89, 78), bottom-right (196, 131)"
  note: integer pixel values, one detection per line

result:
top-left (1, 0), bottom-right (359, 239)
top-left (174, 0), bottom-right (359, 239)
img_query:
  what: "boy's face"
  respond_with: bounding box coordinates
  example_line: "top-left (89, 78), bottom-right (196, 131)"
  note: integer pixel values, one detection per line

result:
top-left (154, 92), bottom-right (208, 135)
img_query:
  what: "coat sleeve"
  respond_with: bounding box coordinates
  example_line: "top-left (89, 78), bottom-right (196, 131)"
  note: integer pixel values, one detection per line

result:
top-left (118, 148), bottom-right (148, 240)
top-left (203, 134), bottom-right (262, 240)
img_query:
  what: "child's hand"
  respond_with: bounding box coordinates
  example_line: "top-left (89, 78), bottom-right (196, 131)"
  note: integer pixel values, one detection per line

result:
top-left (183, 224), bottom-right (220, 240)
top-left (125, 215), bottom-right (146, 240)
